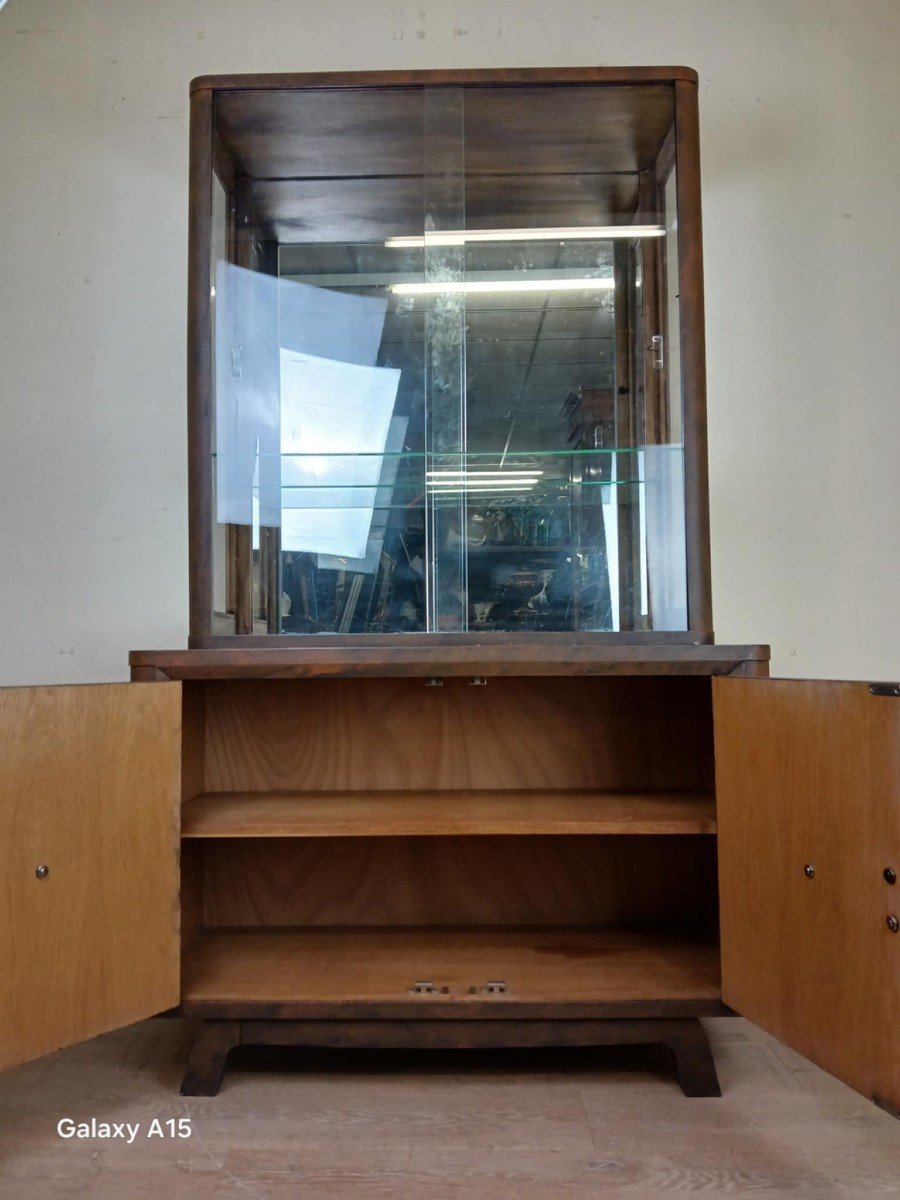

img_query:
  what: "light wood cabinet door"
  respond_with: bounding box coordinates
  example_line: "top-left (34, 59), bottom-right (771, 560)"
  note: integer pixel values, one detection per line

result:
top-left (714, 678), bottom-right (900, 1110)
top-left (0, 683), bottom-right (181, 1072)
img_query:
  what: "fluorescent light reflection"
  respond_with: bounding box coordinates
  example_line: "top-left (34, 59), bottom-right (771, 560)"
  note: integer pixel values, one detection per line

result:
top-left (386, 225), bottom-right (665, 248)
top-left (392, 278), bottom-right (613, 296)
top-left (427, 470), bottom-right (543, 478)
top-left (431, 487), bottom-right (536, 495)
top-left (428, 479), bottom-right (541, 494)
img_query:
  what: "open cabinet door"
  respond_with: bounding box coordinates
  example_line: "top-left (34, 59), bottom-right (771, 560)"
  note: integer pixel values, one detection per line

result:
top-left (0, 683), bottom-right (181, 1072)
top-left (714, 679), bottom-right (900, 1110)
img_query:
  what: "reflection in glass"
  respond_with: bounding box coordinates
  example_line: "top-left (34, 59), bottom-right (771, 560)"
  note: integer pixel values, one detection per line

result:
top-left (209, 84), bottom-right (687, 636)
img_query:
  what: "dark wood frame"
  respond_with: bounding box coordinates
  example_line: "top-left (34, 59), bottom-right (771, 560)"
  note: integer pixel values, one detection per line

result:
top-left (181, 1017), bottom-right (721, 1098)
top-left (130, 640), bottom-right (768, 681)
top-left (186, 66), bottom-right (713, 646)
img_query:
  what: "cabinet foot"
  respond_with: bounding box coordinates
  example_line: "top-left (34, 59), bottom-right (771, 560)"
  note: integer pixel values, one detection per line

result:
top-left (663, 1018), bottom-right (722, 1097)
top-left (180, 1020), bottom-right (241, 1096)
top-left (179, 1016), bottom-right (720, 1097)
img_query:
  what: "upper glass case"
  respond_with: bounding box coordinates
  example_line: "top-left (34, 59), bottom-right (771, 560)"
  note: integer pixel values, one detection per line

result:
top-left (188, 69), bottom-right (710, 643)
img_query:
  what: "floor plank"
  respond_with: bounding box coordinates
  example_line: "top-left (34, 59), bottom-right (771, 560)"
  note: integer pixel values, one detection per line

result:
top-left (0, 1018), bottom-right (897, 1198)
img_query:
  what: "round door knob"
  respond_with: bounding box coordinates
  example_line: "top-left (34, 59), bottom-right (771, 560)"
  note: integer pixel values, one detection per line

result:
top-left (887, 915), bottom-right (899, 934)
top-left (35, 865), bottom-right (49, 880)
top-left (884, 867), bottom-right (897, 885)
top-left (803, 864), bottom-right (815, 879)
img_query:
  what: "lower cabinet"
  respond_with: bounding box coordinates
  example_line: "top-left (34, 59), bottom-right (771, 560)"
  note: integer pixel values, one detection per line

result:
top-left (1, 655), bottom-right (897, 1108)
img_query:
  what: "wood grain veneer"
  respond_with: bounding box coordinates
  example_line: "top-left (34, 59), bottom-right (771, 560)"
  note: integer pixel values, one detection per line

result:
top-left (197, 835), bottom-right (717, 930)
top-left (132, 643), bottom-right (769, 679)
top-left (196, 676), bottom-right (715, 794)
top-left (182, 789), bottom-right (716, 838)
top-left (0, 684), bottom-right (181, 1072)
top-left (192, 66), bottom-right (698, 94)
top-left (181, 926), bottom-right (721, 1011)
top-left (714, 678), bottom-right (900, 1112)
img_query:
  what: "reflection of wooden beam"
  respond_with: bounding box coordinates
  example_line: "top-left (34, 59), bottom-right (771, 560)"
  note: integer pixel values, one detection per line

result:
top-left (232, 526), bottom-right (254, 635)
top-left (613, 241), bottom-right (642, 631)
top-left (261, 526), bottom-right (281, 633)
top-left (638, 166), bottom-right (669, 447)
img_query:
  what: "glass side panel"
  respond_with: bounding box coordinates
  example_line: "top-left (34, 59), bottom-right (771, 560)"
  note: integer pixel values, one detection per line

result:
top-left (208, 83), bottom-right (686, 635)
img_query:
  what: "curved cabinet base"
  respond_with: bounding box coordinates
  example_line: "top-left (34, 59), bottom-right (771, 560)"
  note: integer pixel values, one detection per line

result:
top-left (179, 1016), bottom-right (722, 1098)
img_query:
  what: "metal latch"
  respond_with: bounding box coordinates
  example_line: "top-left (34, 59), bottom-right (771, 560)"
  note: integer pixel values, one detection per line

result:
top-left (649, 334), bottom-right (664, 370)
top-left (469, 980), bottom-right (508, 995)
top-left (409, 980), bottom-right (450, 995)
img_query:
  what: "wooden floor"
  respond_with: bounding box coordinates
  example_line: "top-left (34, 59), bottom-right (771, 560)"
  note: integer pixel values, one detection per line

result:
top-left (0, 1018), bottom-right (897, 1197)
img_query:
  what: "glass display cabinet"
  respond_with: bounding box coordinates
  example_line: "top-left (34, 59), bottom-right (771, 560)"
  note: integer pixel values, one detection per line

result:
top-left (188, 67), bottom-right (711, 644)
top-left (6, 70), bottom-right (894, 1111)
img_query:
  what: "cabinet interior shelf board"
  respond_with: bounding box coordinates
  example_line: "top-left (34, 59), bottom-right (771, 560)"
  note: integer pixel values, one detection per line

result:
top-left (181, 789), bottom-right (717, 838)
top-left (182, 925), bottom-right (722, 1009)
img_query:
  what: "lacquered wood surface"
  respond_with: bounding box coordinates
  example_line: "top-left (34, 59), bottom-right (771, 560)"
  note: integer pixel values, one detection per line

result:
top-left (192, 66), bottom-right (699, 93)
top-left (181, 926), bottom-right (721, 1011)
top-left (714, 678), bottom-right (900, 1111)
top-left (198, 836), bottom-right (717, 930)
top-left (198, 676), bottom-right (715, 793)
top-left (131, 642), bottom-right (769, 681)
top-left (182, 789), bottom-right (716, 838)
top-left (180, 1016), bottom-right (720, 1096)
top-left (0, 684), bottom-right (182, 1072)
top-left (213, 81), bottom-right (676, 237)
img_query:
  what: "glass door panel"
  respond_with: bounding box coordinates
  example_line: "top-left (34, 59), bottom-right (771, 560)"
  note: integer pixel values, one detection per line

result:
top-left (209, 82), bottom-right (687, 635)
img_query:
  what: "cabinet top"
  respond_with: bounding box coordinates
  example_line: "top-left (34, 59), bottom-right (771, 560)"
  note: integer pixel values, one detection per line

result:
top-left (129, 641), bottom-right (769, 682)
top-left (190, 66), bottom-right (699, 94)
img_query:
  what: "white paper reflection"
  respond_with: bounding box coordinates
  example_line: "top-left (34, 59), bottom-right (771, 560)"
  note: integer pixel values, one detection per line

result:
top-left (279, 350), bottom-right (400, 558)
top-left (643, 446), bottom-right (687, 630)
top-left (214, 261), bottom-right (280, 526)
top-left (317, 416), bottom-right (409, 574)
top-left (214, 262), bottom-right (393, 535)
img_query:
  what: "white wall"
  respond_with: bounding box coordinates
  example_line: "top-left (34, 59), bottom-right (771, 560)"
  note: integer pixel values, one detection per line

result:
top-left (1, 0), bottom-right (898, 684)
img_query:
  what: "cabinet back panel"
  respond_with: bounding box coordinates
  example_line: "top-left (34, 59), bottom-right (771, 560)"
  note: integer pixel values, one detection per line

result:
top-left (199, 835), bottom-right (717, 930)
top-left (200, 677), bottom-right (714, 793)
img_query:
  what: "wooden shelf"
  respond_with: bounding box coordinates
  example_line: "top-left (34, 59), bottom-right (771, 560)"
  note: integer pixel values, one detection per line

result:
top-left (182, 926), bottom-right (721, 1012)
top-left (181, 789), bottom-right (717, 838)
